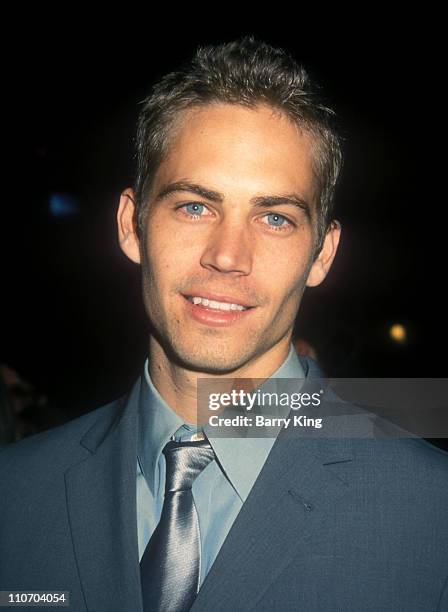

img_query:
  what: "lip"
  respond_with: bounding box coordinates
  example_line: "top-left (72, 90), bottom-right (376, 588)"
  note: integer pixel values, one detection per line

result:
top-left (181, 294), bottom-right (256, 327)
top-left (181, 291), bottom-right (254, 309)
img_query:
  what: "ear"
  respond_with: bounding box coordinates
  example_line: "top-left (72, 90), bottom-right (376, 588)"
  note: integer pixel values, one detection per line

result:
top-left (117, 188), bottom-right (141, 264)
top-left (306, 220), bottom-right (341, 287)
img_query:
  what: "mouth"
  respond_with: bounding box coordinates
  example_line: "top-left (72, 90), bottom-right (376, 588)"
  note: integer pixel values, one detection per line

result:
top-left (183, 293), bottom-right (252, 310)
top-left (181, 293), bottom-right (256, 327)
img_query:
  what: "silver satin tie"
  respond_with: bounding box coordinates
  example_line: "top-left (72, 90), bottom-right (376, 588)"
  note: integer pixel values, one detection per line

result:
top-left (140, 438), bottom-right (215, 612)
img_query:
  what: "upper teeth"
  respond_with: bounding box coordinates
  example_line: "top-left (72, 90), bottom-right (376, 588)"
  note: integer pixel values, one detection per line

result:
top-left (190, 296), bottom-right (247, 311)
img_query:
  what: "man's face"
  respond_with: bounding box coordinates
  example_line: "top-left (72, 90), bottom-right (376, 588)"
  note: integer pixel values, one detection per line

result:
top-left (119, 103), bottom-right (339, 373)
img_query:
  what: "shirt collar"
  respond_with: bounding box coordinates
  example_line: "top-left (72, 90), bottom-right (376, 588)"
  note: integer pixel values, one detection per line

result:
top-left (137, 365), bottom-right (184, 495)
top-left (137, 342), bottom-right (306, 500)
top-left (203, 342), bottom-right (306, 500)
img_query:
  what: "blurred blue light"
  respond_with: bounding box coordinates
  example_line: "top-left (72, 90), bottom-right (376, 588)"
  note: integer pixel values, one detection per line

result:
top-left (49, 193), bottom-right (79, 217)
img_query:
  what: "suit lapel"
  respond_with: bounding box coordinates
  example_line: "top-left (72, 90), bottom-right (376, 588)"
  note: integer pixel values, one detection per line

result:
top-left (191, 355), bottom-right (354, 611)
top-left (190, 429), bottom-right (353, 611)
top-left (64, 378), bottom-right (144, 612)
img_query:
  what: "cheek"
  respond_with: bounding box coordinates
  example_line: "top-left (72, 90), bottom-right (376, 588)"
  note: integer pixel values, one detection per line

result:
top-left (144, 222), bottom-right (200, 288)
top-left (258, 250), bottom-right (311, 299)
top-left (145, 220), bottom-right (175, 272)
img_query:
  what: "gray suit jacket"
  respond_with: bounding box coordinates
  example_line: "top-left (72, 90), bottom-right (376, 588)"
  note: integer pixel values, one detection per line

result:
top-left (1, 356), bottom-right (448, 611)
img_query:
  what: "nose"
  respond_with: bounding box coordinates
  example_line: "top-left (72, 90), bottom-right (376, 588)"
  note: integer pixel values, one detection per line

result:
top-left (200, 216), bottom-right (253, 276)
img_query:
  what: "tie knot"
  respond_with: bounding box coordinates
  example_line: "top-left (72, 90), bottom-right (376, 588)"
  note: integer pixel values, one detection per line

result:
top-left (163, 439), bottom-right (215, 493)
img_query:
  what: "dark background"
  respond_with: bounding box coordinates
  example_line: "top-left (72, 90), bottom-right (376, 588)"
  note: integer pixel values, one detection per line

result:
top-left (2, 20), bottom-right (446, 425)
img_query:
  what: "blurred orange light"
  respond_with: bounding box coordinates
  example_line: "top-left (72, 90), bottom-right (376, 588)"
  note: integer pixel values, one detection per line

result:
top-left (389, 323), bottom-right (407, 343)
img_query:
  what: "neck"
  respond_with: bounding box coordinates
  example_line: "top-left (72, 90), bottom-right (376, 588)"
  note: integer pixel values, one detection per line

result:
top-left (147, 335), bottom-right (292, 423)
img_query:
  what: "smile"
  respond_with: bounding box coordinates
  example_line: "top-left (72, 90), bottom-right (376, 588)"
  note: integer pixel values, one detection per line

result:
top-left (186, 296), bottom-right (248, 311)
top-left (181, 293), bottom-right (256, 327)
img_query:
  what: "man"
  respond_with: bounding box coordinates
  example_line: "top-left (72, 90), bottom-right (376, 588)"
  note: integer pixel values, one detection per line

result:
top-left (1, 36), bottom-right (447, 612)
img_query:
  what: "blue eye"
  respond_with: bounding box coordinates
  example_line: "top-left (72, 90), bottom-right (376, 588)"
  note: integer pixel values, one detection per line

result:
top-left (184, 202), bottom-right (205, 216)
top-left (266, 213), bottom-right (289, 227)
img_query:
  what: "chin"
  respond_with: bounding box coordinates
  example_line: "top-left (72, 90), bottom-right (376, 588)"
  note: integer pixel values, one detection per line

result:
top-left (169, 337), bottom-right (256, 375)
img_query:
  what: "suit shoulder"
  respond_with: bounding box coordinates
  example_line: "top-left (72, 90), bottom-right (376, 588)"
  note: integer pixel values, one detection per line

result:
top-left (403, 436), bottom-right (448, 473)
top-left (328, 400), bottom-right (448, 478)
top-left (352, 435), bottom-right (448, 494)
top-left (0, 396), bottom-right (124, 477)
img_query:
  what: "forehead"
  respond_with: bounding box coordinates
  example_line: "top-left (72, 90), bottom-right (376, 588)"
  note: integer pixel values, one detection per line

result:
top-left (152, 103), bottom-right (317, 204)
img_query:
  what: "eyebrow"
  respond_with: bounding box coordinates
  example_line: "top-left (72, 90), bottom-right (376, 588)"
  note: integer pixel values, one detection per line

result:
top-left (153, 180), bottom-right (312, 219)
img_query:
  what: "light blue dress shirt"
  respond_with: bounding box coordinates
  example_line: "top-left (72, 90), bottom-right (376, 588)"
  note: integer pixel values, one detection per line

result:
top-left (136, 342), bottom-right (306, 586)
